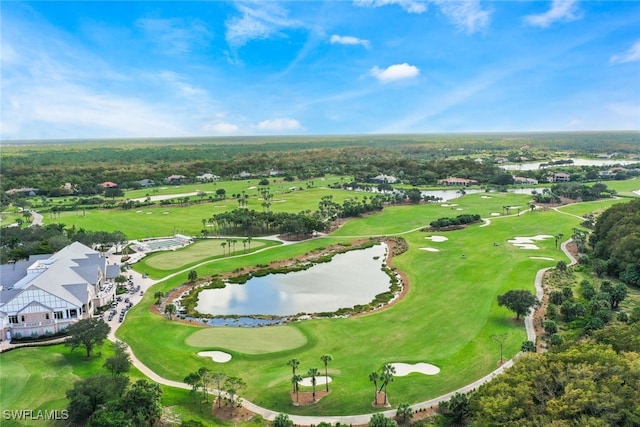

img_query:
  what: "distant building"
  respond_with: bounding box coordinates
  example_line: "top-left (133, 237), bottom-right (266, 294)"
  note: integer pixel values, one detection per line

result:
top-left (5, 188), bottom-right (39, 197)
top-left (548, 173), bottom-right (571, 182)
top-left (0, 242), bottom-right (119, 341)
top-left (369, 174), bottom-right (397, 184)
top-left (196, 173), bottom-right (220, 182)
top-left (513, 176), bottom-right (539, 185)
top-left (100, 181), bottom-right (118, 188)
top-left (137, 179), bottom-right (155, 187)
top-left (166, 175), bottom-right (186, 184)
top-left (437, 177), bottom-right (479, 187)
top-left (238, 171), bottom-right (252, 179)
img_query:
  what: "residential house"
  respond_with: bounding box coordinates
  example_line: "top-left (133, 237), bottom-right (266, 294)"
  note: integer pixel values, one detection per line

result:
top-left (0, 242), bottom-right (119, 341)
top-left (137, 179), bottom-right (155, 187)
top-left (5, 188), bottom-right (39, 197)
top-left (513, 176), bottom-right (539, 185)
top-left (437, 177), bottom-right (479, 187)
top-left (166, 175), bottom-right (186, 184)
top-left (101, 181), bottom-right (118, 189)
top-left (196, 173), bottom-right (220, 182)
top-left (369, 174), bottom-right (398, 184)
top-left (548, 173), bottom-right (571, 183)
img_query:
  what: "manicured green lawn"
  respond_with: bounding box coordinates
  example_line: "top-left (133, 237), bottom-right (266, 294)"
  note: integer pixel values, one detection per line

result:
top-left (117, 195), bottom-right (583, 416)
top-left (0, 343), bottom-right (245, 426)
top-left (142, 238), bottom-right (267, 271)
top-left (3, 190), bottom-right (599, 419)
top-left (186, 326), bottom-right (307, 354)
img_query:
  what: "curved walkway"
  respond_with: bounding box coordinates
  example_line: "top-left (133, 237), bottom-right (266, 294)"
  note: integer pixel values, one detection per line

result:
top-left (113, 234), bottom-right (579, 425)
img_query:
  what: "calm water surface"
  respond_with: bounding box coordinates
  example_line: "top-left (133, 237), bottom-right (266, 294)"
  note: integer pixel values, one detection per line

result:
top-left (195, 244), bottom-right (391, 316)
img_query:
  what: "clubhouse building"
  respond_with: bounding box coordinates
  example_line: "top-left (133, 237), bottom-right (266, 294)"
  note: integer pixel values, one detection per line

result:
top-left (0, 242), bottom-right (119, 341)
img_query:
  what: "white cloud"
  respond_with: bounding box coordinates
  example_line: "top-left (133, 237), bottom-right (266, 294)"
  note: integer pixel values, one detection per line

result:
top-left (354, 0), bottom-right (427, 14)
top-left (370, 63), bottom-right (420, 82)
top-left (157, 71), bottom-right (207, 97)
top-left (524, 0), bottom-right (580, 28)
top-left (203, 121), bottom-right (240, 134)
top-left (610, 40), bottom-right (640, 64)
top-left (330, 35), bottom-right (371, 49)
top-left (254, 118), bottom-right (302, 131)
top-left (432, 0), bottom-right (492, 34)
top-left (225, 2), bottom-right (303, 49)
top-left (135, 17), bottom-right (211, 54)
top-left (607, 102), bottom-right (640, 118)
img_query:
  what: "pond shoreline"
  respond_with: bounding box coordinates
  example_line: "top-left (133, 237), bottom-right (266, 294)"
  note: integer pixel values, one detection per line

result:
top-left (153, 236), bottom-right (409, 326)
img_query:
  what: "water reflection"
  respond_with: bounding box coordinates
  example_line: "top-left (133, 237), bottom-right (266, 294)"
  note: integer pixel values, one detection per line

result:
top-left (195, 244), bottom-right (391, 317)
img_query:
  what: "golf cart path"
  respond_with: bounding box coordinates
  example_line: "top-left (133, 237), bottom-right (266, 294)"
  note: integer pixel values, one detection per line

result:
top-left (115, 235), bottom-right (578, 425)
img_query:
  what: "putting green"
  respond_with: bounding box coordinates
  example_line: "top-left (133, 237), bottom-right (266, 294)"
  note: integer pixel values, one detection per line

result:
top-left (143, 238), bottom-right (265, 270)
top-left (185, 325), bottom-right (307, 354)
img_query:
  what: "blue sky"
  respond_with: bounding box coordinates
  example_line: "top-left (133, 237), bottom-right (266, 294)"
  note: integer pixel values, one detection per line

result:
top-left (1, 0), bottom-right (639, 140)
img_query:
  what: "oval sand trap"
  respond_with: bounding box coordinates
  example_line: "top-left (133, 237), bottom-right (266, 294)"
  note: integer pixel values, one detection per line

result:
top-left (299, 376), bottom-right (332, 387)
top-left (391, 362), bottom-right (440, 376)
top-left (419, 247), bottom-right (440, 252)
top-left (490, 212), bottom-right (501, 216)
top-left (198, 351), bottom-right (232, 363)
top-left (427, 236), bottom-right (448, 242)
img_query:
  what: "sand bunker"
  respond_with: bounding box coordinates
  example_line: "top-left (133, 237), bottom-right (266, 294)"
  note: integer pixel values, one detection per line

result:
top-left (530, 256), bottom-right (555, 261)
top-left (508, 235), bottom-right (553, 250)
top-left (427, 236), bottom-right (448, 242)
top-left (420, 247), bottom-right (440, 252)
top-left (299, 376), bottom-right (332, 387)
top-left (198, 351), bottom-right (232, 363)
top-left (391, 362), bottom-right (440, 376)
top-left (481, 196), bottom-right (492, 199)
top-left (490, 212), bottom-right (501, 216)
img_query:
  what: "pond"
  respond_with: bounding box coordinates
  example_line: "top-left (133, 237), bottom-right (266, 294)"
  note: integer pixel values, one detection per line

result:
top-left (499, 158), bottom-right (638, 171)
top-left (420, 187), bottom-right (544, 201)
top-left (195, 244), bottom-right (393, 317)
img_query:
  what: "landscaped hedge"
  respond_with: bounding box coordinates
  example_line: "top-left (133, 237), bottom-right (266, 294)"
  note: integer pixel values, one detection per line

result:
top-left (429, 214), bottom-right (481, 230)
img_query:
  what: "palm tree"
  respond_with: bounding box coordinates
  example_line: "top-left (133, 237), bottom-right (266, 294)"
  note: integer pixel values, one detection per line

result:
top-left (164, 303), bottom-right (176, 320)
top-left (220, 241), bottom-right (227, 255)
top-left (320, 354), bottom-right (333, 392)
top-left (369, 372), bottom-right (379, 405)
top-left (153, 291), bottom-right (164, 305)
top-left (247, 236), bottom-right (252, 251)
top-left (287, 358), bottom-right (300, 375)
top-left (307, 368), bottom-right (319, 401)
top-left (291, 374), bottom-right (302, 402)
top-left (380, 364), bottom-right (396, 405)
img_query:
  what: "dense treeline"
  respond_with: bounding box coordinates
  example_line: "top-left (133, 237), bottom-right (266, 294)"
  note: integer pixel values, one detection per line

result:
top-left (590, 199), bottom-right (640, 286)
top-left (0, 224), bottom-right (126, 263)
top-left (3, 132), bottom-right (639, 197)
top-left (466, 327), bottom-right (640, 426)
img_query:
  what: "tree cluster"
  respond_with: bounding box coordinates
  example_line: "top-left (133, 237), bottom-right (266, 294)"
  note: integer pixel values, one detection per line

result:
top-left (429, 214), bottom-right (481, 230)
top-left (66, 339), bottom-right (162, 427)
top-left (590, 199), bottom-right (640, 286)
top-left (0, 223), bottom-right (127, 263)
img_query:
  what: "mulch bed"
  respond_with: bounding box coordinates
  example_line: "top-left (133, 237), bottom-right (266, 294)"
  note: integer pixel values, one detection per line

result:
top-left (290, 390), bottom-right (330, 405)
top-left (211, 398), bottom-right (255, 422)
